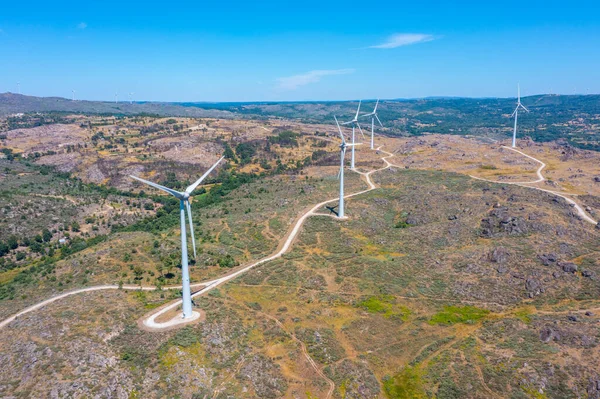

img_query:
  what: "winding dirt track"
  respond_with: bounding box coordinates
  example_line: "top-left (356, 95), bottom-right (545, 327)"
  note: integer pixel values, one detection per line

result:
top-left (469, 146), bottom-right (597, 225)
top-left (0, 147), bottom-right (393, 332)
top-left (144, 147), bottom-right (394, 330)
top-left (1, 144), bottom-right (595, 331)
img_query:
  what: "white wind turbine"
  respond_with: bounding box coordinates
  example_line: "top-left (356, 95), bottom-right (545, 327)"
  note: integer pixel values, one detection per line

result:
top-left (341, 101), bottom-right (364, 169)
top-left (130, 156), bottom-right (225, 318)
top-left (360, 99), bottom-right (383, 149)
top-left (334, 116), bottom-right (360, 218)
top-left (72, 90), bottom-right (76, 101)
top-left (511, 84), bottom-right (529, 148)
top-left (129, 92), bottom-right (134, 104)
top-left (115, 92), bottom-right (118, 104)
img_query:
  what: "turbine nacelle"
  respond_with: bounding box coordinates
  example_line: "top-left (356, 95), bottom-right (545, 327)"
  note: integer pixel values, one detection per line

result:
top-left (130, 156), bottom-right (225, 259)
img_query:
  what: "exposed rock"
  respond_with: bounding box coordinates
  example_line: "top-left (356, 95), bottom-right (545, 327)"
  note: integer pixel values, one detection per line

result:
top-left (239, 355), bottom-right (287, 399)
top-left (526, 278), bottom-right (543, 297)
top-left (327, 359), bottom-right (380, 399)
top-left (582, 270), bottom-right (595, 278)
top-left (586, 378), bottom-right (600, 399)
top-left (539, 253), bottom-right (558, 266)
top-left (480, 207), bottom-right (529, 238)
top-left (496, 265), bottom-right (508, 274)
top-left (568, 315), bottom-right (579, 322)
top-left (489, 247), bottom-right (510, 264)
top-left (540, 327), bottom-right (561, 343)
top-left (559, 262), bottom-right (578, 273)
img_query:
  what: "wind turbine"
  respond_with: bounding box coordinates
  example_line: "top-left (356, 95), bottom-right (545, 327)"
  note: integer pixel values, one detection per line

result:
top-left (129, 92), bottom-right (134, 104)
top-left (334, 116), bottom-right (360, 218)
top-left (129, 156), bottom-right (225, 318)
top-left (17, 82), bottom-right (20, 95)
top-left (511, 84), bottom-right (529, 148)
top-left (72, 90), bottom-right (76, 101)
top-left (115, 92), bottom-right (118, 104)
top-left (360, 99), bottom-right (383, 149)
top-left (341, 101), bottom-right (364, 169)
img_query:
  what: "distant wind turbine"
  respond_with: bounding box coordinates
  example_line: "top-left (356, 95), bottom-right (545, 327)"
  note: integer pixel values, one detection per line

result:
top-left (129, 156), bottom-right (225, 318)
top-left (341, 101), bottom-right (364, 169)
top-left (511, 84), bottom-right (529, 148)
top-left (360, 99), bottom-right (383, 149)
top-left (129, 92), bottom-right (134, 104)
top-left (334, 116), bottom-right (360, 218)
top-left (72, 90), bottom-right (76, 101)
top-left (17, 82), bottom-right (20, 95)
top-left (115, 92), bottom-right (118, 104)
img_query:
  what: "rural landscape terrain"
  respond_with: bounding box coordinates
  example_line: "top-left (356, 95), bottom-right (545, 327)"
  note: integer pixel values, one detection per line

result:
top-left (1, 94), bottom-right (600, 399)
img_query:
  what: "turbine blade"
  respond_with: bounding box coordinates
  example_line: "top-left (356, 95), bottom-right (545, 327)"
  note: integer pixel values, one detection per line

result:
top-left (374, 99), bottom-right (379, 113)
top-left (520, 104), bottom-right (530, 112)
top-left (341, 121), bottom-right (353, 125)
top-left (346, 143), bottom-right (362, 147)
top-left (518, 83), bottom-right (521, 102)
top-left (185, 156), bottom-right (225, 195)
top-left (337, 165), bottom-right (342, 179)
top-left (375, 114), bottom-right (384, 127)
top-left (185, 200), bottom-right (197, 258)
top-left (334, 116), bottom-right (346, 143)
top-left (129, 175), bottom-right (182, 198)
top-left (356, 123), bottom-right (365, 139)
top-left (354, 100), bottom-right (362, 120)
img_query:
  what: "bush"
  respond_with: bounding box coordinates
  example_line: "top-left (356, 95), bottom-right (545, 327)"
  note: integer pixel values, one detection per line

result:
top-left (218, 254), bottom-right (237, 268)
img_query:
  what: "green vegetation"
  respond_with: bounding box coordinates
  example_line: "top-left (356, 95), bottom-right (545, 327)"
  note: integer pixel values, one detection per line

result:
top-left (268, 130), bottom-right (299, 147)
top-left (429, 305), bottom-right (490, 325)
top-left (356, 295), bottom-right (410, 320)
top-left (383, 367), bottom-right (427, 399)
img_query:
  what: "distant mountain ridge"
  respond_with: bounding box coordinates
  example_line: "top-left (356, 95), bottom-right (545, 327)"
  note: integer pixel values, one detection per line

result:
top-left (0, 93), bottom-right (237, 118)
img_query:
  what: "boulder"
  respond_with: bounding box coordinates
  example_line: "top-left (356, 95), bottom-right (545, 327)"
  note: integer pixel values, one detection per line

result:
top-left (539, 253), bottom-right (558, 266)
top-left (540, 327), bottom-right (560, 343)
top-left (526, 278), bottom-right (543, 297)
top-left (490, 247), bottom-right (510, 264)
top-left (559, 262), bottom-right (578, 273)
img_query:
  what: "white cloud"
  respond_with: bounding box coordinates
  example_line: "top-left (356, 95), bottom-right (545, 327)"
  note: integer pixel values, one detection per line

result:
top-left (276, 69), bottom-right (355, 90)
top-left (369, 33), bottom-right (434, 49)
top-left (77, 22), bottom-right (88, 29)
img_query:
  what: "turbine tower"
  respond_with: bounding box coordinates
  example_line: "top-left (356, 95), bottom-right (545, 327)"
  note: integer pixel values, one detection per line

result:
top-left (115, 92), bottom-right (118, 104)
top-left (341, 101), bottom-right (364, 169)
top-left (130, 156), bottom-right (224, 318)
top-left (72, 90), bottom-right (76, 101)
top-left (129, 92), bottom-right (134, 104)
top-left (334, 116), bottom-right (360, 218)
top-left (17, 82), bottom-right (20, 95)
top-left (511, 84), bottom-right (529, 148)
top-left (360, 99), bottom-right (383, 149)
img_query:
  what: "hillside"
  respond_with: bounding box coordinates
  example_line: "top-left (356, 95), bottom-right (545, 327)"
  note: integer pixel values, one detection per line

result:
top-left (2, 93), bottom-right (600, 150)
top-left (1, 115), bottom-right (600, 397)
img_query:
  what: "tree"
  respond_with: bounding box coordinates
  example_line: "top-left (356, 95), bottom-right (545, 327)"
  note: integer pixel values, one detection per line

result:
top-left (0, 242), bottom-right (8, 257)
top-left (7, 236), bottom-right (18, 250)
top-left (133, 266), bottom-right (144, 280)
top-left (71, 221), bottom-right (81, 232)
top-left (42, 229), bottom-right (52, 242)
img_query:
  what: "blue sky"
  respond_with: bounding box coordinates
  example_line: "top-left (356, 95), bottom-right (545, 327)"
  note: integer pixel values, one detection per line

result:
top-left (1, 0), bottom-right (599, 102)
